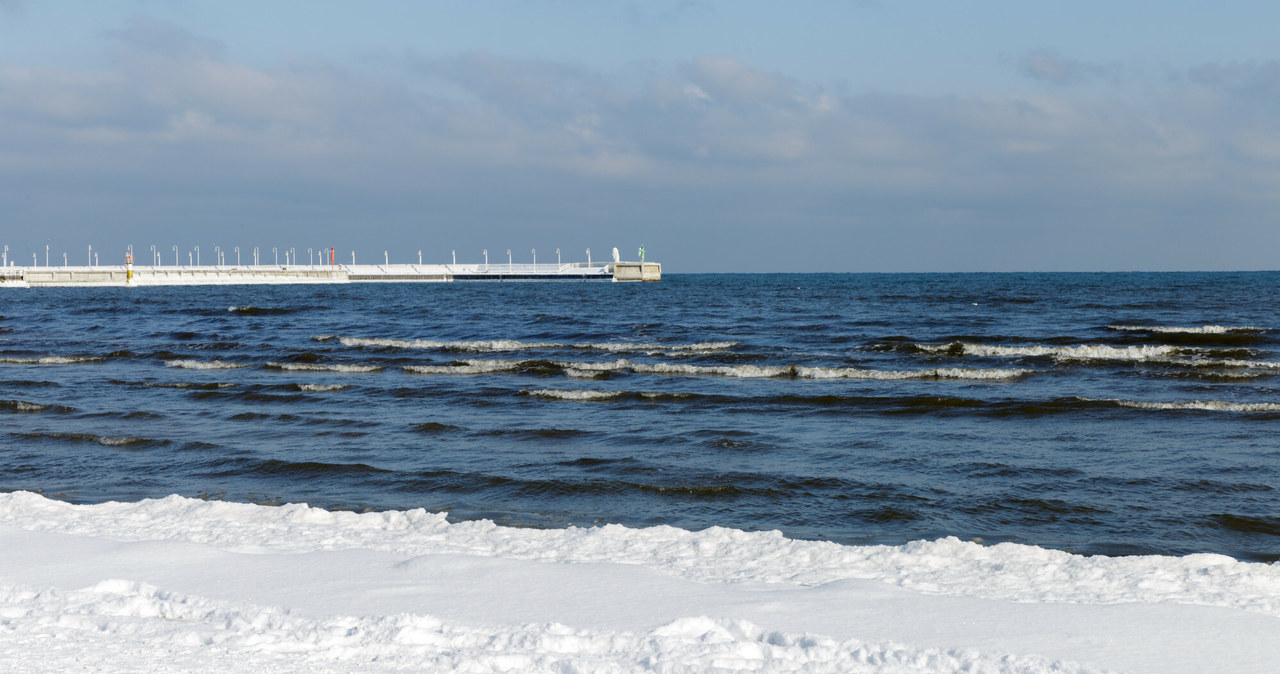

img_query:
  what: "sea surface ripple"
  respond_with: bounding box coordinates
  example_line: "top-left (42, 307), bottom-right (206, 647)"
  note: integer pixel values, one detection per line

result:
top-left (1, 272), bottom-right (1277, 561)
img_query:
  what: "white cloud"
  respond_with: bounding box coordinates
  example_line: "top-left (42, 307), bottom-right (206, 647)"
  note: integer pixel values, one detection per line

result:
top-left (3, 29), bottom-right (1280, 271)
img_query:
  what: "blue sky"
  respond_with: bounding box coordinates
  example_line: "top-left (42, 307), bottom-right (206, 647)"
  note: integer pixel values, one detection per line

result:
top-left (3, 1), bottom-right (1280, 272)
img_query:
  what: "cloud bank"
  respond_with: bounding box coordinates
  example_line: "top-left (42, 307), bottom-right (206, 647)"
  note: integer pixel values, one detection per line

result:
top-left (2, 17), bottom-right (1279, 271)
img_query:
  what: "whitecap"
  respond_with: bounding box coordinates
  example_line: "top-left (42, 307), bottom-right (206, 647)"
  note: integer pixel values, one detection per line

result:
top-left (521, 389), bottom-right (625, 401)
top-left (266, 362), bottom-right (382, 373)
top-left (0, 356), bottom-right (102, 365)
top-left (163, 360), bottom-right (248, 370)
top-left (1107, 324), bottom-right (1264, 334)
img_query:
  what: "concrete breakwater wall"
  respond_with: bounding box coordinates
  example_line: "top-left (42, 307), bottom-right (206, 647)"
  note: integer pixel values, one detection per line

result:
top-left (0, 262), bottom-right (660, 287)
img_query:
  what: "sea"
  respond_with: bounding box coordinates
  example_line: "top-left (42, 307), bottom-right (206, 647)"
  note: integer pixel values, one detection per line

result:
top-left (1, 272), bottom-right (1277, 563)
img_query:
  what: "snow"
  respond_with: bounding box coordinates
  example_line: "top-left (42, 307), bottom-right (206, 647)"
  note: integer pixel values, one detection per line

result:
top-left (0, 492), bottom-right (1276, 673)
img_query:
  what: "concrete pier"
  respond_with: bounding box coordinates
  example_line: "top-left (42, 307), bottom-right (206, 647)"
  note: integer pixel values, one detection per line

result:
top-left (0, 261), bottom-right (660, 287)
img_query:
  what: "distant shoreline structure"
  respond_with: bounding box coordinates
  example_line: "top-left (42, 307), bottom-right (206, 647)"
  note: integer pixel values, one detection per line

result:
top-left (0, 261), bottom-right (661, 287)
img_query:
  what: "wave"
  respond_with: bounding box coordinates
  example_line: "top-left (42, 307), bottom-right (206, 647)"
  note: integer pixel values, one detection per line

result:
top-left (0, 355), bottom-right (102, 365)
top-left (227, 306), bottom-right (309, 315)
top-left (266, 362), bottom-right (383, 373)
top-left (1107, 324), bottom-right (1264, 334)
top-left (163, 359), bottom-right (249, 370)
top-left (915, 342), bottom-right (1186, 361)
top-left (296, 384), bottom-right (348, 392)
top-left (1110, 399), bottom-right (1280, 413)
top-left (144, 381), bottom-right (238, 390)
top-left (522, 389), bottom-right (629, 401)
top-left (405, 358), bottom-right (1028, 382)
top-left (0, 399), bottom-right (72, 414)
top-left (317, 335), bottom-right (739, 356)
top-left (11, 432), bottom-right (167, 447)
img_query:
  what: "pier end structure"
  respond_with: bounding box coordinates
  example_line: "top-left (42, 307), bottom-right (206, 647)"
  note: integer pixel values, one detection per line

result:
top-left (0, 260), bottom-right (661, 286)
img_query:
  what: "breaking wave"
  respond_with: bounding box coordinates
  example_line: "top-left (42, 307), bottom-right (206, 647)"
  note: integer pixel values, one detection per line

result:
top-left (1107, 324), bottom-right (1264, 334)
top-left (163, 360), bottom-right (249, 370)
top-left (295, 383), bottom-right (349, 392)
top-left (1110, 399), bottom-right (1280, 413)
top-left (316, 335), bottom-right (738, 356)
top-left (265, 362), bottom-right (383, 373)
top-left (915, 342), bottom-right (1186, 361)
top-left (0, 355), bottom-right (102, 365)
top-left (405, 358), bottom-right (1028, 381)
top-left (522, 389), bottom-right (628, 401)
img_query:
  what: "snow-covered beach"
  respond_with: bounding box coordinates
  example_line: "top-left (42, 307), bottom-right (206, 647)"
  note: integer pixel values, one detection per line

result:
top-left (0, 491), bottom-right (1276, 673)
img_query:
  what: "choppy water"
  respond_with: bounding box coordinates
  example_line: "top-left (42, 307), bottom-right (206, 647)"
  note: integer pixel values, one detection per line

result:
top-left (1, 273), bottom-right (1278, 561)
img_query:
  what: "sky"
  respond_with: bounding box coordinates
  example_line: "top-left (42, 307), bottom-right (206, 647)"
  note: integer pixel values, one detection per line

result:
top-left (3, 1), bottom-right (1280, 272)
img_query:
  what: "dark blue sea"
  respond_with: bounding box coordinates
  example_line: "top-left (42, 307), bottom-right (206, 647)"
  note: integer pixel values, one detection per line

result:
top-left (1, 273), bottom-right (1277, 562)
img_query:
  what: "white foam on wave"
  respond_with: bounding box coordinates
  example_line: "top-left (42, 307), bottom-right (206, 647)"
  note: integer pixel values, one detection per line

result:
top-left (403, 360), bottom-right (528, 375)
top-left (266, 362), bottom-right (382, 373)
top-left (95, 436), bottom-right (147, 446)
top-left (522, 389), bottom-right (626, 401)
top-left (1107, 324), bottom-right (1264, 334)
top-left (794, 366), bottom-right (1032, 381)
top-left (0, 355), bottom-right (102, 365)
top-left (402, 358), bottom-right (1029, 381)
top-left (918, 343), bottom-right (1186, 362)
top-left (296, 384), bottom-right (348, 392)
top-left (0, 400), bottom-right (49, 412)
top-left (1110, 399), bottom-right (1280, 413)
top-left (321, 335), bottom-right (739, 356)
top-left (163, 359), bottom-right (248, 370)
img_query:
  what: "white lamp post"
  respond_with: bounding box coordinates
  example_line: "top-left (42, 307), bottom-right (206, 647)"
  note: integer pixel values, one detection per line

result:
top-left (308, 248), bottom-right (314, 266)
top-left (235, 246), bottom-right (240, 266)
top-left (556, 248), bottom-right (560, 267)
top-left (507, 249), bottom-right (512, 272)
top-left (483, 249), bottom-right (488, 271)
top-left (586, 248), bottom-right (591, 266)
top-left (88, 244), bottom-right (92, 266)
top-left (273, 247), bottom-right (278, 265)
top-left (194, 245), bottom-right (200, 266)
top-left (532, 248), bottom-right (536, 269)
